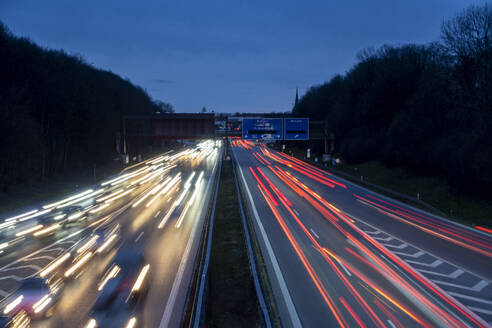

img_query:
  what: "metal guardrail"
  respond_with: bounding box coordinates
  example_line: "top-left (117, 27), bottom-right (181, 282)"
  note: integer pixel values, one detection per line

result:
top-left (231, 150), bottom-right (273, 328)
top-left (320, 165), bottom-right (447, 216)
top-left (183, 146), bottom-right (223, 328)
top-left (190, 149), bottom-right (223, 328)
top-left (188, 143), bottom-right (275, 327)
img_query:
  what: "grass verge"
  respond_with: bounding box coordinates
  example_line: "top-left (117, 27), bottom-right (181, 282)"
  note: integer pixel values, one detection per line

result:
top-left (206, 158), bottom-right (260, 327)
top-left (333, 161), bottom-right (492, 228)
top-left (277, 145), bottom-right (491, 228)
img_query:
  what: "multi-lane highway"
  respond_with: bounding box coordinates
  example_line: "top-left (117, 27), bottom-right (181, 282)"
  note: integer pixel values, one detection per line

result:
top-left (0, 140), bottom-right (221, 328)
top-left (1, 136), bottom-right (490, 328)
top-left (232, 138), bottom-right (492, 328)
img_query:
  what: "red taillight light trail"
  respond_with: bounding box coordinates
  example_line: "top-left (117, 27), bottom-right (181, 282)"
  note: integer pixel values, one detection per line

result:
top-left (475, 226), bottom-right (492, 234)
top-left (363, 194), bottom-right (492, 249)
top-left (243, 145), bottom-right (488, 327)
top-left (354, 194), bottom-right (492, 257)
top-left (249, 167), bottom-right (278, 206)
top-left (257, 182), bottom-right (348, 328)
top-left (252, 165), bottom-right (425, 327)
top-left (339, 297), bottom-right (368, 328)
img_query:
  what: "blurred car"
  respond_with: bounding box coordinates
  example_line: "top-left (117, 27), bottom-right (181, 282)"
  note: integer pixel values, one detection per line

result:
top-left (61, 205), bottom-right (89, 227)
top-left (1, 277), bottom-right (62, 319)
top-left (88, 247), bottom-right (150, 327)
top-left (0, 310), bottom-right (30, 327)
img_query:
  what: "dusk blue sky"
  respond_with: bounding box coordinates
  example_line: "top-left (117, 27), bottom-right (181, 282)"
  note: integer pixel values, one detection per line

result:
top-left (0, 1), bottom-right (481, 113)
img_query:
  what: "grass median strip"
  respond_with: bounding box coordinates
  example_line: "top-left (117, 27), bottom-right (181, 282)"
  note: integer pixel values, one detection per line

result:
top-left (206, 158), bottom-right (260, 327)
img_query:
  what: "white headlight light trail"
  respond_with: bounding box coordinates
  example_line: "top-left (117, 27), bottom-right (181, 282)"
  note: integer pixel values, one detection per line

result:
top-left (145, 177), bottom-right (172, 208)
top-left (4, 209), bottom-right (38, 222)
top-left (4, 295), bottom-right (23, 314)
top-left (58, 189), bottom-right (104, 208)
top-left (19, 209), bottom-right (52, 222)
top-left (43, 189), bottom-right (94, 209)
top-left (64, 252), bottom-right (92, 277)
top-left (15, 225), bottom-right (43, 237)
top-left (40, 253), bottom-right (71, 278)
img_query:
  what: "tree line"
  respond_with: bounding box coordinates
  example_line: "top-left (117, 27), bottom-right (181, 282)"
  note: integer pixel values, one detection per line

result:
top-left (0, 22), bottom-right (163, 191)
top-left (293, 4), bottom-right (492, 196)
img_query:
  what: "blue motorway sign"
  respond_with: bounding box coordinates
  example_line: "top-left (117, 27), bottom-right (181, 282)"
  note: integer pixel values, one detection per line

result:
top-left (242, 118), bottom-right (283, 140)
top-left (284, 118), bottom-right (309, 140)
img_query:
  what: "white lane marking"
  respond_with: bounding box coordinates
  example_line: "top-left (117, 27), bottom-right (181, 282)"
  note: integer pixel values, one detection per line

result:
top-left (154, 210), bottom-right (161, 218)
top-left (43, 247), bottom-right (65, 253)
top-left (468, 306), bottom-right (492, 316)
top-left (432, 279), bottom-right (489, 292)
top-left (135, 232), bottom-right (144, 243)
top-left (372, 235), bottom-right (393, 242)
top-left (417, 268), bottom-right (464, 279)
top-left (0, 275), bottom-right (23, 281)
top-left (234, 149), bottom-right (302, 328)
top-left (387, 320), bottom-right (397, 328)
top-left (337, 261), bottom-right (352, 277)
top-left (24, 255), bottom-right (55, 261)
top-left (344, 210), bottom-right (492, 324)
top-left (391, 250), bottom-right (425, 258)
top-left (310, 228), bottom-right (319, 239)
top-left (293, 209), bottom-right (300, 216)
top-left (160, 231), bottom-right (196, 328)
top-left (405, 259), bottom-right (443, 268)
top-left (1, 264), bottom-right (41, 272)
top-left (448, 292), bottom-right (492, 305)
top-left (384, 243), bottom-right (409, 250)
top-left (159, 156), bottom-right (219, 328)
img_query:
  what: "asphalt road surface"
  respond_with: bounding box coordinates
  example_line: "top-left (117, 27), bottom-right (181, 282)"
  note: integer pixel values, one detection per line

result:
top-left (232, 139), bottom-right (492, 328)
top-left (0, 140), bottom-right (222, 328)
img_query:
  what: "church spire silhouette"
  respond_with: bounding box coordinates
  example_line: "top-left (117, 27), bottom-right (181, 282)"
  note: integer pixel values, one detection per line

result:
top-left (294, 87), bottom-right (299, 108)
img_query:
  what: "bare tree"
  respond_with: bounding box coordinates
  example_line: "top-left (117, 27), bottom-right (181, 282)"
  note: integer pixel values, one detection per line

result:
top-left (441, 3), bottom-right (492, 111)
top-left (155, 101), bottom-right (174, 113)
top-left (441, 3), bottom-right (491, 60)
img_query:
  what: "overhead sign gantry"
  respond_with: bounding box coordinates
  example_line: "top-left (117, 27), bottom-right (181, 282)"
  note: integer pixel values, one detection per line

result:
top-left (242, 118), bottom-right (283, 140)
top-left (284, 118), bottom-right (309, 140)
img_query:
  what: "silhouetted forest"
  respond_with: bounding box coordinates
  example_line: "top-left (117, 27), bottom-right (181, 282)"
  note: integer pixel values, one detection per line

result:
top-left (0, 22), bottom-right (163, 191)
top-left (293, 4), bottom-right (492, 196)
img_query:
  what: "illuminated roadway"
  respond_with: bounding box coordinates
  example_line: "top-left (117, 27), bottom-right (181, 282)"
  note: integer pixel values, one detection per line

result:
top-left (232, 139), bottom-right (492, 328)
top-left (0, 140), bottom-right (222, 327)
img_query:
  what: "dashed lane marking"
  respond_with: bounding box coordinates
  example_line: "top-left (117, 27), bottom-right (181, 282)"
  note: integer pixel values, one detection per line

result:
top-left (384, 243), bottom-right (409, 250)
top-left (449, 292), bottom-right (492, 305)
top-left (391, 250), bottom-right (425, 258)
top-left (135, 232), bottom-right (144, 243)
top-left (387, 320), bottom-right (397, 328)
top-left (406, 259), bottom-right (443, 268)
top-left (310, 229), bottom-right (319, 239)
top-left (417, 268), bottom-right (464, 279)
top-left (0, 275), bottom-right (23, 281)
top-left (1, 264), bottom-right (41, 272)
top-left (24, 255), bottom-right (54, 261)
top-left (372, 235), bottom-right (394, 242)
top-left (344, 212), bottom-right (492, 324)
top-left (431, 279), bottom-right (488, 292)
top-left (468, 307), bottom-right (492, 316)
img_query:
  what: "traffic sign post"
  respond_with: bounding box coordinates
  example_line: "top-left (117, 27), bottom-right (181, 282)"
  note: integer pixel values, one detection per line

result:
top-left (284, 118), bottom-right (309, 140)
top-left (242, 118), bottom-right (283, 140)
